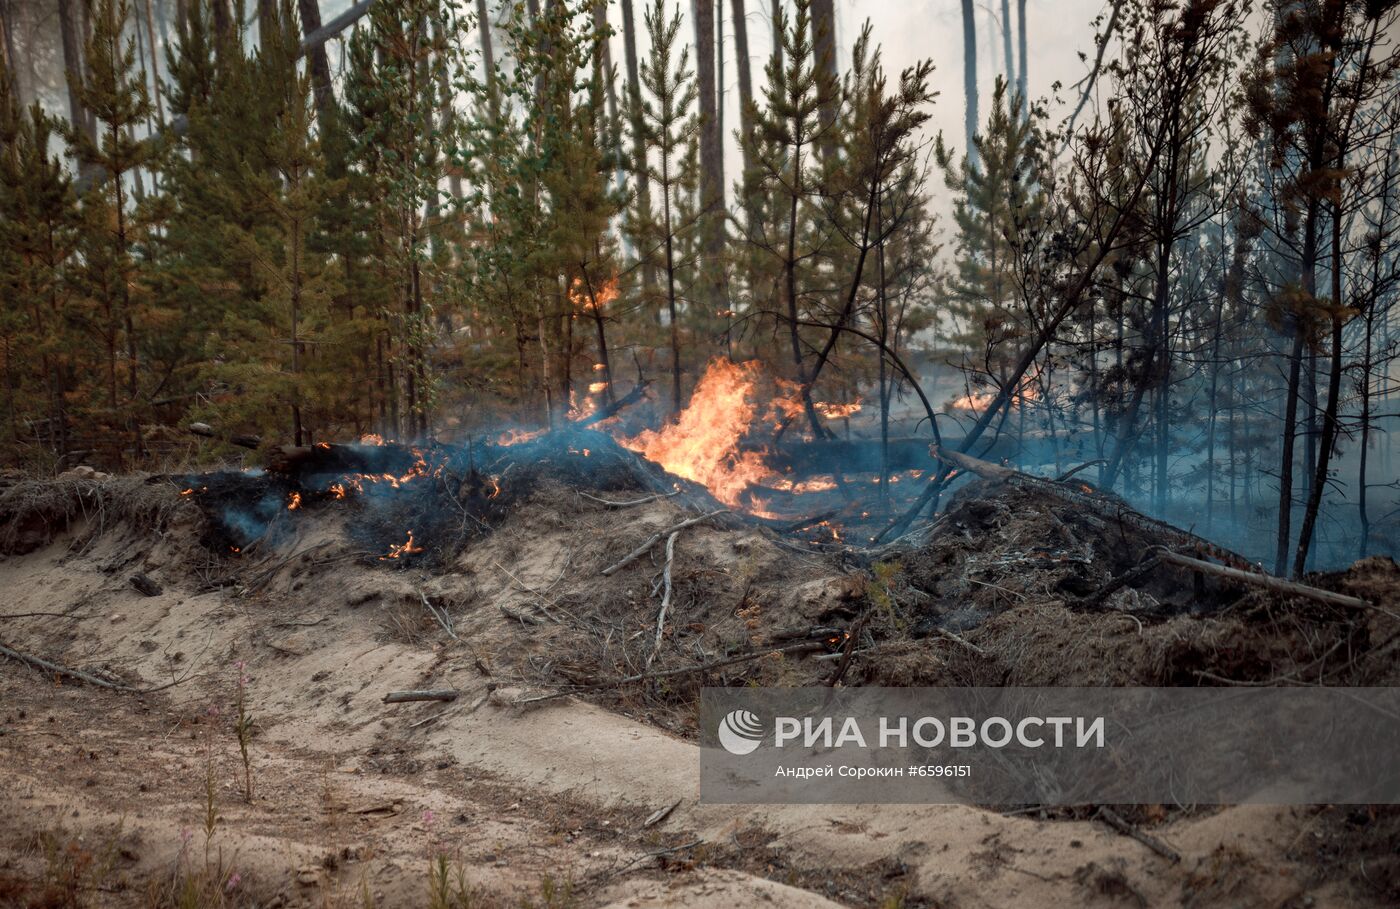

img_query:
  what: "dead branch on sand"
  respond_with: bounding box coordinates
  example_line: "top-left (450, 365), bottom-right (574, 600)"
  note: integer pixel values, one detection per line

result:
top-left (577, 489), bottom-right (680, 508)
top-left (601, 510), bottom-right (727, 576)
top-left (646, 530), bottom-right (681, 667)
top-left (0, 641), bottom-right (193, 694)
top-left (1097, 806), bottom-right (1181, 863)
top-left (382, 689), bottom-right (460, 704)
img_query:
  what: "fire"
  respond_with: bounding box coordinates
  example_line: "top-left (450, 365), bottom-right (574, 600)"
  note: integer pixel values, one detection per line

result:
top-left (948, 372), bottom-right (1043, 411)
top-left (180, 488), bottom-right (194, 496)
top-left (567, 390), bottom-right (600, 422)
top-left (360, 433), bottom-right (385, 445)
top-left (287, 492), bottom-right (302, 510)
top-left (330, 483), bottom-right (347, 499)
top-left (495, 428), bottom-right (545, 446)
top-left (569, 276), bottom-right (619, 313)
top-left (816, 400), bottom-right (862, 419)
top-left (619, 359), bottom-right (775, 507)
top-left (588, 381), bottom-right (608, 394)
top-left (379, 530), bottom-right (423, 561)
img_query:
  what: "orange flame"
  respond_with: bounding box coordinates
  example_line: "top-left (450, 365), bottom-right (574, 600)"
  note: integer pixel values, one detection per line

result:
top-left (360, 433), bottom-right (385, 446)
top-left (379, 531), bottom-right (423, 561)
top-left (495, 428), bottom-right (545, 446)
top-left (619, 359), bottom-right (775, 507)
top-left (816, 400), bottom-right (862, 419)
top-left (569, 276), bottom-right (619, 313)
top-left (287, 492), bottom-right (302, 511)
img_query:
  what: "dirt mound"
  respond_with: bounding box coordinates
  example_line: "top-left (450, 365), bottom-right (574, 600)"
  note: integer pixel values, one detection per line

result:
top-left (0, 473), bottom-right (189, 556)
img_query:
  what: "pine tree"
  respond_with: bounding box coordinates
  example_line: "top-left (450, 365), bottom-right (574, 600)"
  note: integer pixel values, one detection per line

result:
top-left (0, 55), bottom-right (81, 462)
top-left (637, 0), bottom-right (699, 412)
top-left (344, 0), bottom-right (452, 438)
top-left (746, 0), bottom-right (838, 396)
top-left (204, 0), bottom-right (338, 446)
top-left (936, 78), bottom-right (1045, 404)
top-left (63, 0), bottom-right (156, 458)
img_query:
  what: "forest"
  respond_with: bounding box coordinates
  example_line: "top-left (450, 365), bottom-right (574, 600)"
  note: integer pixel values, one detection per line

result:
top-left (1, 0), bottom-right (1398, 576)
top-left (5, 2), bottom-right (1400, 906)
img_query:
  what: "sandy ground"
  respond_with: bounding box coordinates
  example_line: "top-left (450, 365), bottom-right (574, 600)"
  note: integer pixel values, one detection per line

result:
top-left (0, 486), bottom-right (1390, 908)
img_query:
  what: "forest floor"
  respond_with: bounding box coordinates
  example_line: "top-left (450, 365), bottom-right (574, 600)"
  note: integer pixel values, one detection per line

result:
top-left (1, 455), bottom-right (1398, 908)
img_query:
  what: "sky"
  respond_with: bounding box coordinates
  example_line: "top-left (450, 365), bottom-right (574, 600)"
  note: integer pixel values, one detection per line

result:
top-left (313, 0), bottom-right (1113, 199)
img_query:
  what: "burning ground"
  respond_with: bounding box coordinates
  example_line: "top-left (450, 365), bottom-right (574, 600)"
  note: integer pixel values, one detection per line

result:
top-left (2, 370), bottom-right (1400, 906)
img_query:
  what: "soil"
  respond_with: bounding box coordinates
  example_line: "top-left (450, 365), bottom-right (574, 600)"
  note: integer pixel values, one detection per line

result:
top-left (0, 449), bottom-right (1397, 908)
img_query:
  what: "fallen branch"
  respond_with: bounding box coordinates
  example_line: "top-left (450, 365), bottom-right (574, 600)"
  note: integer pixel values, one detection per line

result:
top-left (601, 510), bottom-right (727, 576)
top-left (578, 489), bottom-right (680, 508)
top-left (515, 639), bottom-right (828, 704)
top-left (382, 690), bottom-right (459, 704)
top-left (420, 590), bottom-right (461, 641)
top-left (499, 603), bottom-right (550, 626)
top-left (1056, 459), bottom-right (1107, 482)
top-left (0, 641), bottom-right (187, 693)
top-left (935, 626), bottom-right (988, 656)
top-left (646, 531), bottom-right (681, 667)
top-left (1152, 548), bottom-right (1369, 611)
top-left (1075, 554), bottom-right (1165, 611)
top-left (1096, 806), bottom-right (1180, 863)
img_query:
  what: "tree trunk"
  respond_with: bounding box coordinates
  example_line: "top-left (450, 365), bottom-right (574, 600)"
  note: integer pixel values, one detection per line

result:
top-left (593, 0), bottom-right (621, 184)
top-left (999, 0), bottom-right (1014, 84)
top-left (1293, 202), bottom-right (1347, 577)
top-left (210, 0), bottom-right (232, 43)
top-left (810, 0), bottom-right (837, 143)
top-left (731, 0), bottom-right (754, 167)
top-left (58, 0), bottom-right (93, 149)
top-left (770, 0), bottom-right (782, 70)
top-left (662, 156), bottom-right (682, 412)
top-left (693, 0), bottom-right (722, 309)
top-left (1016, 0), bottom-right (1027, 114)
top-left (620, 0), bottom-right (657, 295)
top-left (960, 0), bottom-right (978, 165)
top-left (140, 0), bottom-right (166, 127)
top-left (296, 0), bottom-right (337, 124)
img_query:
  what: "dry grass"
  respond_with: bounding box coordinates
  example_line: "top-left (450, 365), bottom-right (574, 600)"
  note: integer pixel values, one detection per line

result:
top-left (0, 474), bottom-right (190, 555)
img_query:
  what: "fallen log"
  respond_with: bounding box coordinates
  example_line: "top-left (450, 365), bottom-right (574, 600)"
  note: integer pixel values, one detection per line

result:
top-left (187, 422), bottom-right (262, 451)
top-left (382, 689), bottom-right (459, 704)
top-left (1152, 548), bottom-right (1369, 611)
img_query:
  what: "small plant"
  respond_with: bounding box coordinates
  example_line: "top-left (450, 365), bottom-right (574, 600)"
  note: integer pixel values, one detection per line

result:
top-left (870, 560), bottom-right (905, 629)
top-left (232, 661), bottom-right (254, 802)
top-left (520, 873), bottom-right (576, 909)
top-left (31, 822), bottom-right (123, 907)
